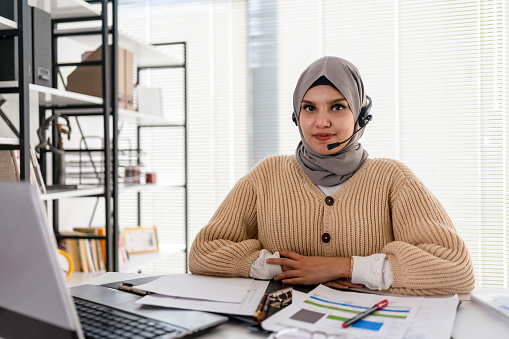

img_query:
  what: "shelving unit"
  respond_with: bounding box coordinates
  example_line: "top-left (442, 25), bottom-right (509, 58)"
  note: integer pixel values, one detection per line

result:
top-left (40, 182), bottom-right (182, 201)
top-left (55, 27), bottom-right (178, 68)
top-left (29, 0), bottom-right (100, 19)
top-left (41, 185), bottom-right (104, 200)
top-left (0, 16), bottom-right (17, 30)
top-left (0, 137), bottom-right (18, 145)
top-left (0, 0), bottom-right (188, 273)
top-left (0, 0), bottom-right (31, 182)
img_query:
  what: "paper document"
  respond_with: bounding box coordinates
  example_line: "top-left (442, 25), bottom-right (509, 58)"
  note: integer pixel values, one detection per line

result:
top-left (262, 285), bottom-right (423, 339)
top-left (135, 274), bottom-right (254, 303)
top-left (471, 288), bottom-right (509, 323)
top-left (136, 279), bottom-right (270, 316)
top-left (402, 294), bottom-right (458, 339)
top-left (348, 287), bottom-right (459, 338)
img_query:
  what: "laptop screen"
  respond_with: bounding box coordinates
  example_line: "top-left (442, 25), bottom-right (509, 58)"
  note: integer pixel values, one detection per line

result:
top-left (0, 182), bottom-right (83, 339)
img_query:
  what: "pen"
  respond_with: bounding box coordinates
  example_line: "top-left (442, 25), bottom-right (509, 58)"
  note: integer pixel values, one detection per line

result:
top-left (253, 293), bottom-right (267, 320)
top-left (342, 299), bottom-right (389, 328)
top-left (117, 282), bottom-right (152, 296)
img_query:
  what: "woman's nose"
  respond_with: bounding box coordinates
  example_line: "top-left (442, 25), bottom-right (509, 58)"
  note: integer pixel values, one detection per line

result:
top-left (315, 110), bottom-right (331, 128)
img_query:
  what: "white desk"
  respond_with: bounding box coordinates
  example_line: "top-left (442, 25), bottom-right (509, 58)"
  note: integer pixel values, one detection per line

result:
top-left (68, 273), bottom-right (509, 339)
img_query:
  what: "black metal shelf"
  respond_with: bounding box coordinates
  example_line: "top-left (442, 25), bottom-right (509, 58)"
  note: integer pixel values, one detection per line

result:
top-left (133, 40), bottom-right (188, 270)
top-left (1, 0), bottom-right (188, 274)
top-left (0, 1), bottom-right (31, 181)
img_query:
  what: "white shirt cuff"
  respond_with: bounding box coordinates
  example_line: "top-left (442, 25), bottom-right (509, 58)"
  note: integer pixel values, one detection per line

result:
top-left (351, 254), bottom-right (393, 291)
top-left (248, 249), bottom-right (283, 280)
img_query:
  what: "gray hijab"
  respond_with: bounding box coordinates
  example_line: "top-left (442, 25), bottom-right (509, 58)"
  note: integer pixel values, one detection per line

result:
top-left (294, 56), bottom-right (369, 186)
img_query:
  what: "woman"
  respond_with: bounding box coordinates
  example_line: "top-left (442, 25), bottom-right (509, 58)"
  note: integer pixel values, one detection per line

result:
top-left (189, 56), bottom-right (475, 295)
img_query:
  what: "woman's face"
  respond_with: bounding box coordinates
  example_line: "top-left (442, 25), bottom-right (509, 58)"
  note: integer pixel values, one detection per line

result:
top-left (299, 85), bottom-right (355, 155)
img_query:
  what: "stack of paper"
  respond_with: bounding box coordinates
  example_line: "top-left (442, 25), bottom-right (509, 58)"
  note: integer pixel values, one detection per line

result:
top-left (134, 274), bottom-right (269, 316)
top-left (262, 285), bottom-right (459, 339)
top-left (134, 275), bottom-right (459, 338)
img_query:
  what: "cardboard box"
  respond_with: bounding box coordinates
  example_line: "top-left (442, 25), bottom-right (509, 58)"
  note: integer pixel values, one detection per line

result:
top-left (67, 46), bottom-right (134, 109)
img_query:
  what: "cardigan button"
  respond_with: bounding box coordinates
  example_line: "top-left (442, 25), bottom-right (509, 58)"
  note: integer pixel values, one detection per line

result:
top-left (325, 196), bottom-right (334, 206)
top-left (322, 233), bottom-right (331, 243)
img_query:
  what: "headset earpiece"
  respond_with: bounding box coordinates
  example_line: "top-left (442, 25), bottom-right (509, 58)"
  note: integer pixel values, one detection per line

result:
top-left (292, 112), bottom-right (298, 126)
top-left (358, 95), bottom-right (373, 128)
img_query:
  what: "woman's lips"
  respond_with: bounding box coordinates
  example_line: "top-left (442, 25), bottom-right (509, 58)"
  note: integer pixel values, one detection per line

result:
top-left (313, 134), bottom-right (334, 141)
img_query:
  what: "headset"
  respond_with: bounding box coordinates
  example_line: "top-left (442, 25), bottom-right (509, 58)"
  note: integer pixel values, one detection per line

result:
top-left (292, 95), bottom-right (373, 128)
top-left (358, 95), bottom-right (373, 128)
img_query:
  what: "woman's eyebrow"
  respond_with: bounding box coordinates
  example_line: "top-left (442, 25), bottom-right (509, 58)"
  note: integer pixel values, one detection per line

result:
top-left (301, 97), bottom-right (347, 105)
top-left (328, 98), bottom-right (347, 104)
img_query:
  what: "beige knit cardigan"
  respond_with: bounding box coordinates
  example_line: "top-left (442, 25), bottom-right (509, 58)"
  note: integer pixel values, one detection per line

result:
top-left (189, 155), bottom-right (475, 295)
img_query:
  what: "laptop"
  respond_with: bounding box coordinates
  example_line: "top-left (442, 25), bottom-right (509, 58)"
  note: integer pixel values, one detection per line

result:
top-left (0, 182), bottom-right (228, 339)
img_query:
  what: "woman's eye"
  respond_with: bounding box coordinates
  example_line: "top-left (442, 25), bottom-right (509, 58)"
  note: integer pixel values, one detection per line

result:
top-left (332, 104), bottom-right (345, 111)
top-left (303, 105), bottom-right (315, 112)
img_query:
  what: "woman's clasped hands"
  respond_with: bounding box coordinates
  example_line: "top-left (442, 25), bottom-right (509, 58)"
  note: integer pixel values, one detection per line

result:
top-left (266, 250), bottom-right (364, 290)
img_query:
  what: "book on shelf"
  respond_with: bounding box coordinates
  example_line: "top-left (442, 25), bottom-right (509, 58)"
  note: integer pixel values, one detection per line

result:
top-left (0, 148), bottom-right (46, 194)
top-left (84, 239), bottom-right (96, 273)
top-left (57, 231), bottom-right (88, 272)
top-left (73, 227), bottom-right (106, 272)
top-left (78, 238), bottom-right (91, 273)
top-left (58, 229), bottom-right (106, 273)
top-left (118, 231), bottom-right (130, 263)
top-left (59, 228), bottom-right (131, 272)
top-left (29, 146), bottom-right (46, 194)
top-left (0, 150), bottom-right (19, 182)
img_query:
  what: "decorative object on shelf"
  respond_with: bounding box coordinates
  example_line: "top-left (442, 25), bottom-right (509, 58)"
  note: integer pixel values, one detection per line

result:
top-left (120, 137), bottom-right (143, 184)
top-left (125, 166), bottom-right (141, 184)
top-left (145, 172), bottom-right (156, 184)
top-left (36, 113), bottom-right (72, 186)
top-left (123, 226), bottom-right (159, 254)
top-left (57, 249), bottom-right (74, 280)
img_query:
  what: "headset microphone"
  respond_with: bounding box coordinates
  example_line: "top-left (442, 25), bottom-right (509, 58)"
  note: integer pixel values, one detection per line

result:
top-left (326, 95), bottom-right (373, 151)
top-left (327, 126), bottom-right (367, 150)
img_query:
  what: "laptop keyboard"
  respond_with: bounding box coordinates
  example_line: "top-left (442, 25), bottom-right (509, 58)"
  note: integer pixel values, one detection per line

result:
top-left (74, 297), bottom-right (184, 339)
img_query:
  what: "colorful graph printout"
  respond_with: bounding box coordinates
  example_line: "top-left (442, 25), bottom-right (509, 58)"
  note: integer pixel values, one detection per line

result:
top-left (262, 285), bottom-right (423, 339)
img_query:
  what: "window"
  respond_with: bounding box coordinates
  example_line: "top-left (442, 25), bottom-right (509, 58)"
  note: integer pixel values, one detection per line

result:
top-left (251, 0), bottom-right (509, 287)
top-left (118, 0), bottom-right (249, 273)
top-left (120, 0), bottom-right (509, 287)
